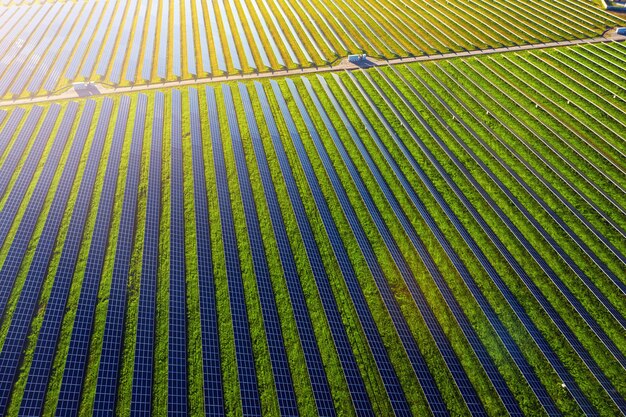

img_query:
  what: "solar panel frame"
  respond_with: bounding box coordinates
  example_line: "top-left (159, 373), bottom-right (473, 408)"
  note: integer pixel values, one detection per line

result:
top-left (167, 89), bottom-right (189, 416)
top-left (92, 94), bottom-right (147, 416)
top-left (266, 80), bottom-right (374, 416)
top-left (283, 79), bottom-right (413, 416)
top-left (54, 96), bottom-right (131, 417)
top-left (130, 91), bottom-right (164, 417)
top-left (187, 87), bottom-right (223, 416)
top-left (222, 85), bottom-right (299, 416)
top-left (0, 102), bottom-right (80, 416)
top-left (17, 99), bottom-right (104, 417)
top-left (206, 86), bottom-right (262, 415)
top-left (239, 83), bottom-right (335, 417)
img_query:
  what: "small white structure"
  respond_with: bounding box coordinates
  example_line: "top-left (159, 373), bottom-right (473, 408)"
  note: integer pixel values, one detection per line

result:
top-left (348, 54), bottom-right (367, 63)
top-left (73, 82), bottom-right (94, 92)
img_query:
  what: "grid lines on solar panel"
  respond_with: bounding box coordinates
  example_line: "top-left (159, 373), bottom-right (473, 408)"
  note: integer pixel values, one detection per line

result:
top-left (222, 84), bottom-right (300, 417)
top-left (0, 102), bottom-right (79, 416)
top-left (54, 96), bottom-right (131, 417)
top-left (186, 87), bottom-right (224, 416)
top-left (92, 93), bottom-right (147, 416)
top-left (167, 89), bottom-right (188, 416)
top-left (18, 99), bottom-right (107, 417)
top-left (130, 91), bottom-right (164, 417)
top-left (263, 79), bottom-right (375, 416)
top-left (206, 86), bottom-right (262, 416)
top-left (239, 83), bottom-right (335, 417)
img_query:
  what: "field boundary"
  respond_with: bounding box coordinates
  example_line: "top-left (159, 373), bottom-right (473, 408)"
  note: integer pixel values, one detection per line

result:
top-left (1, 33), bottom-right (624, 107)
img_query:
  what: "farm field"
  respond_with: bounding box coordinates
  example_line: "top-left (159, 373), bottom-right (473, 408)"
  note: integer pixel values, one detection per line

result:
top-left (0, 37), bottom-right (623, 417)
top-left (0, 0), bottom-right (621, 99)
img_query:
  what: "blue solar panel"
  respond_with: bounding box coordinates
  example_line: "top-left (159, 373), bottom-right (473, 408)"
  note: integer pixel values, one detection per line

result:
top-left (265, 80), bottom-right (374, 416)
top-left (157, 0), bottom-right (169, 79)
top-left (340, 71), bottom-right (526, 416)
top-left (187, 87), bottom-right (223, 416)
top-left (0, 106), bottom-right (44, 201)
top-left (54, 96), bottom-right (130, 417)
top-left (192, 0), bottom-right (212, 74)
top-left (17, 99), bottom-right (104, 417)
top-left (222, 85), bottom-right (299, 416)
top-left (79, 0), bottom-right (116, 79)
top-left (96, 0), bottom-right (131, 79)
top-left (183, 0), bottom-right (195, 76)
top-left (125, 0), bottom-right (148, 83)
top-left (0, 102), bottom-right (79, 416)
top-left (28, 2), bottom-right (92, 94)
top-left (92, 94), bottom-right (146, 416)
top-left (172, 0), bottom-right (182, 77)
top-left (168, 89), bottom-right (188, 416)
top-left (0, 107), bottom-right (25, 158)
top-left (215, 0), bottom-right (241, 71)
top-left (206, 0), bottom-right (226, 73)
top-left (333, 69), bottom-right (562, 415)
top-left (130, 91), bottom-right (164, 417)
top-left (206, 86), bottom-right (261, 415)
top-left (109, 0), bottom-right (139, 84)
top-left (239, 83), bottom-right (335, 417)
top-left (282, 79), bottom-right (412, 416)
top-left (6, 2), bottom-right (74, 97)
top-left (411, 65), bottom-right (626, 414)
top-left (140, 0), bottom-right (158, 81)
top-left (58, 1), bottom-right (103, 83)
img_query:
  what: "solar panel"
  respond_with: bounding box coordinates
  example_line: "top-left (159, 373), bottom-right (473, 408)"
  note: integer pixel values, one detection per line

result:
top-left (140, 0), bottom-right (159, 81)
top-left (282, 79), bottom-right (412, 416)
top-left (183, 0), bottom-right (195, 76)
top-left (187, 87), bottom-right (223, 415)
top-left (125, 0), bottom-right (148, 83)
top-left (109, 0), bottom-right (139, 84)
top-left (0, 4), bottom-right (52, 73)
top-left (28, 2), bottom-right (92, 94)
top-left (235, 0), bottom-right (273, 69)
top-left (17, 99), bottom-right (101, 417)
top-left (215, 0), bottom-right (241, 71)
top-left (225, 0), bottom-right (256, 70)
top-left (54, 96), bottom-right (130, 417)
top-left (342, 71), bottom-right (524, 416)
top-left (0, 107), bottom-right (25, 167)
top-left (79, 0), bottom-right (116, 78)
top-left (411, 64), bottom-right (626, 414)
top-left (206, 0), bottom-right (226, 73)
top-left (0, 106), bottom-right (44, 201)
top-left (206, 86), bottom-right (261, 415)
top-left (92, 94), bottom-right (146, 416)
top-left (0, 102), bottom-right (79, 416)
top-left (193, 0), bottom-right (211, 74)
top-left (172, 0), bottom-right (182, 77)
top-left (157, 0), bottom-right (169, 79)
top-left (265, 80), bottom-right (374, 416)
top-left (239, 83), bottom-right (335, 417)
top-left (222, 85), bottom-right (299, 415)
top-left (60, 1), bottom-right (104, 82)
top-left (130, 92), bottom-right (164, 417)
top-left (168, 89), bottom-right (188, 416)
top-left (96, 0), bottom-right (132, 79)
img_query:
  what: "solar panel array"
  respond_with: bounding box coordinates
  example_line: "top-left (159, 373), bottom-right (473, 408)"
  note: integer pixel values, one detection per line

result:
top-left (0, 47), bottom-right (622, 416)
top-left (0, 0), bottom-right (617, 96)
top-left (168, 89), bottom-right (189, 416)
top-left (54, 96), bottom-right (129, 417)
top-left (206, 86), bottom-right (262, 416)
top-left (222, 85), bottom-right (298, 416)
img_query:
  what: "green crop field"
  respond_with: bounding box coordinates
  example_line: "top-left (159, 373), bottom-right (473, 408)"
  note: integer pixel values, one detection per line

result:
top-left (0, 0), bottom-right (624, 416)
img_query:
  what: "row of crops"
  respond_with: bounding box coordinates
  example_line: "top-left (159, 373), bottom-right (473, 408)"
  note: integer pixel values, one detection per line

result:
top-left (0, 42), bottom-right (623, 417)
top-left (0, 0), bottom-right (620, 98)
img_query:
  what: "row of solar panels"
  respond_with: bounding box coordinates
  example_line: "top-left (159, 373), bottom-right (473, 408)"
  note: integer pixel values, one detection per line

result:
top-left (0, 0), bottom-right (617, 97)
top-left (0, 74), bottom-right (622, 416)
